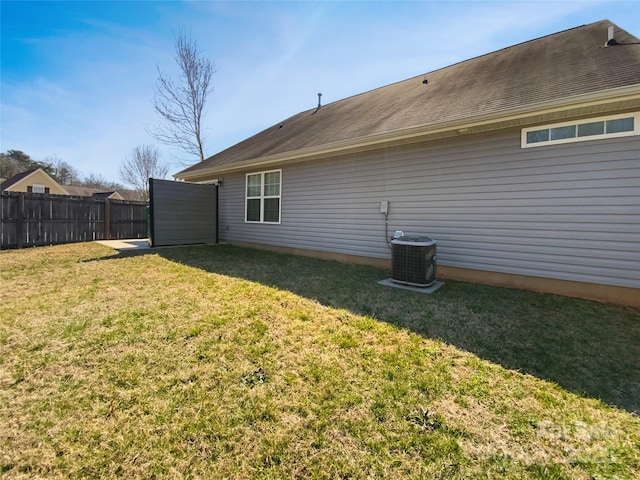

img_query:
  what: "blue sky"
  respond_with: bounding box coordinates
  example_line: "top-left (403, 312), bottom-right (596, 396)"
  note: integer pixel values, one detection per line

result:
top-left (1, 0), bottom-right (639, 184)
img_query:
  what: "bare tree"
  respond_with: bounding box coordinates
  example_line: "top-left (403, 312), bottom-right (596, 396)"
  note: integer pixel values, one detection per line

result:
top-left (46, 155), bottom-right (80, 185)
top-left (150, 30), bottom-right (215, 165)
top-left (119, 146), bottom-right (169, 201)
top-left (81, 174), bottom-right (123, 191)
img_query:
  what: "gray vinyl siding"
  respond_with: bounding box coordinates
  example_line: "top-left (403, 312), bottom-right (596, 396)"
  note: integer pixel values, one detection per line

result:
top-left (217, 127), bottom-right (640, 289)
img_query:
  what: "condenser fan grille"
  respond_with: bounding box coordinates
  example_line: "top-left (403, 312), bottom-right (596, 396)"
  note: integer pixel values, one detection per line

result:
top-left (391, 235), bottom-right (437, 287)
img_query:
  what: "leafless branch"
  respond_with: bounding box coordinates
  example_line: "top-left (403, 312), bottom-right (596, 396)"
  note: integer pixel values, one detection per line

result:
top-left (149, 30), bottom-right (216, 165)
top-left (119, 145), bottom-right (169, 201)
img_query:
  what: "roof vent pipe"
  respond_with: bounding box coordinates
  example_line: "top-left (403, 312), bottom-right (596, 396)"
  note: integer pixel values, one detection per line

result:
top-left (312, 93), bottom-right (322, 115)
top-left (606, 26), bottom-right (619, 46)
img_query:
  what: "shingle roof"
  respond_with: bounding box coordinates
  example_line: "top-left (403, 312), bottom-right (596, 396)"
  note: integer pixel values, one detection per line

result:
top-left (91, 191), bottom-right (117, 199)
top-left (64, 185), bottom-right (104, 197)
top-left (64, 185), bottom-right (139, 201)
top-left (0, 168), bottom-right (38, 190)
top-left (178, 19), bottom-right (640, 177)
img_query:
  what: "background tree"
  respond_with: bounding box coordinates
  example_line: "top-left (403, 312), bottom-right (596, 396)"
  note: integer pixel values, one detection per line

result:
top-left (0, 151), bottom-right (22, 178)
top-left (150, 30), bottom-right (215, 165)
top-left (119, 145), bottom-right (169, 201)
top-left (82, 173), bottom-right (123, 190)
top-left (0, 150), bottom-right (54, 178)
top-left (1, 149), bottom-right (129, 191)
top-left (46, 155), bottom-right (80, 185)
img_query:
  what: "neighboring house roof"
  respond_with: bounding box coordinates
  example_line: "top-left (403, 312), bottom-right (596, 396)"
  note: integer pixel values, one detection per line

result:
top-left (64, 185), bottom-right (128, 200)
top-left (0, 168), bottom-right (70, 194)
top-left (1, 169), bottom-right (38, 190)
top-left (92, 191), bottom-right (124, 200)
top-left (64, 185), bottom-right (103, 197)
top-left (114, 189), bottom-right (145, 202)
top-left (1, 170), bottom-right (143, 201)
top-left (177, 19), bottom-right (640, 180)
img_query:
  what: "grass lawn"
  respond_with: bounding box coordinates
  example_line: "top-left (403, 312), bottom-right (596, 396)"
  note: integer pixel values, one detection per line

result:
top-left (1, 242), bottom-right (639, 479)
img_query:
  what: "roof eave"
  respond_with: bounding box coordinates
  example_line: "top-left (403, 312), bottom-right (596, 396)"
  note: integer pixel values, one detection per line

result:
top-left (176, 84), bottom-right (640, 181)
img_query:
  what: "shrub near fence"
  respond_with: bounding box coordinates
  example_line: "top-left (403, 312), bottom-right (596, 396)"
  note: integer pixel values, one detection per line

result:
top-left (0, 192), bottom-right (148, 249)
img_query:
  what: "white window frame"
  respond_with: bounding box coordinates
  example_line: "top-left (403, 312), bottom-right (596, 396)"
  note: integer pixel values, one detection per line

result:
top-left (32, 184), bottom-right (46, 193)
top-left (521, 112), bottom-right (639, 148)
top-left (245, 169), bottom-right (282, 224)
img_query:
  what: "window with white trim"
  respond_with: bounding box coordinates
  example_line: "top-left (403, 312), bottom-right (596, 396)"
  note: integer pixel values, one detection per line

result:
top-left (31, 184), bottom-right (46, 193)
top-left (245, 169), bottom-right (281, 223)
top-left (522, 112), bottom-right (639, 148)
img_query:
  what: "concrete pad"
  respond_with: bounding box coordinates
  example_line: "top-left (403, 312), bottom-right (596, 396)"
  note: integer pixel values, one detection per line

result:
top-left (378, 278), bottom-right (445, 294)
top-left (96, 239), bottom-right (150, 251)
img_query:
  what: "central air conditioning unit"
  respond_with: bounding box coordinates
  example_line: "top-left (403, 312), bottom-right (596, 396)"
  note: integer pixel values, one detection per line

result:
top-left (391, 235), bottom-right (437, 287)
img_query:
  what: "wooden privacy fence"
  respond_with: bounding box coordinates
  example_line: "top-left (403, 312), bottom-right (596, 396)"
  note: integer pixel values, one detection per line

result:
top-left (0, 192), bottom-right (148, 249)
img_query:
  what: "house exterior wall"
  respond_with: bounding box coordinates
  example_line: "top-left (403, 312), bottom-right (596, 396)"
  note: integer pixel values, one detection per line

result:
top-left (4, 170), bottom-right (68, 195)
top-left (217, 127), bottom-right (639, 294)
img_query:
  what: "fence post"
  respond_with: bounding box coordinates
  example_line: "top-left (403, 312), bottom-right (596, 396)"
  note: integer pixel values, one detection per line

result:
top-left (104, 199), bottom-right (112, 240)
top-left (17, 193), bottom-right (25, 248)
